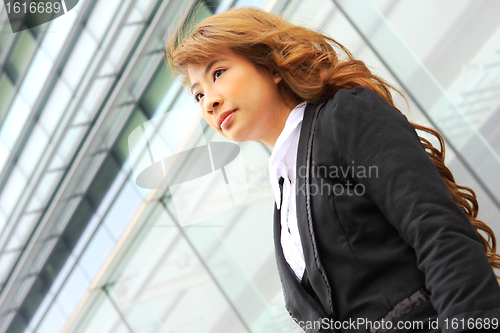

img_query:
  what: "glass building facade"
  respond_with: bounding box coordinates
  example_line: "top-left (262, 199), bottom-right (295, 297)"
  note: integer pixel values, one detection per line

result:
top-left (0, 0), bottom-right (498, 332)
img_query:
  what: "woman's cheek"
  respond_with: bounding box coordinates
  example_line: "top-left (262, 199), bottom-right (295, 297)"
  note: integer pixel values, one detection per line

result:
top-left (201, 112), bottom-right (215, 130)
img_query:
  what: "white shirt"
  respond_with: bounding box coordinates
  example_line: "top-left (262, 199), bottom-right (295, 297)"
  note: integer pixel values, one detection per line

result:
top-left (269, 102), bottom-right (307, 281)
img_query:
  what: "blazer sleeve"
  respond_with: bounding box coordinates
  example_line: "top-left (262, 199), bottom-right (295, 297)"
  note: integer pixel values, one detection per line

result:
top-left (327, 87), bottom-right (500, 329)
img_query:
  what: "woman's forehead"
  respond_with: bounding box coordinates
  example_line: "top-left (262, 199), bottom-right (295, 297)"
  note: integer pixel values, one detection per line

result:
top-left (185, 49), bottom-right (236, 73)
top-left (186, 62), bottom-right (205, 81)
top-left (186, 59), bottom-right (218, 89)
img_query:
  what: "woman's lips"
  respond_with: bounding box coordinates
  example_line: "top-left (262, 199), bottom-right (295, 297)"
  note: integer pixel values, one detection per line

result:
top-left (217, 110), bottom-right (236, 130)
top-left (220, 112), bottom-right (235, 130)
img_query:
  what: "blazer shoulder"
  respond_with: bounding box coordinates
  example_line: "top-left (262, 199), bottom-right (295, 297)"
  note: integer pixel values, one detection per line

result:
top-left (321, 86), bottom-right (404, 122)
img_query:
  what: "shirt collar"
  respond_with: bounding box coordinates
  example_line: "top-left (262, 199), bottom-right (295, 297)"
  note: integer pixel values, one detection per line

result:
top-left (270, 102), bottom-right (307, 160)
top-left (269, 102), bottom-right (307, 162)
top-left (268, 102), bottom-right (307, 208)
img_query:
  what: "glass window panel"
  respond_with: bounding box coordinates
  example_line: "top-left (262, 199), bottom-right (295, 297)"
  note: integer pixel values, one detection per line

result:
top-left (73, 292), bottom-right (127, 333)
top-left (20, 275), bottom-right (49, 326)
top-left (87, 156), bottom-right (121, 208)
top-left (108, 24), bottom-right (142, 69)
top-left (5, 229), bottom-right (24, 251)
top-left (144, 0), bottom-right (187, 54)
top-left (56, 265), bottom-right (90, 317)
top-left (5, 29), bottom-right (37, 82)
top-left (148, 92), bottom-right (206, 154)
top-left (57, 125), bottom-right (85, 163)
top-left (35, 170), bottom-right (62, 203)
top-left (12, 213), bottom-right (38, 248)
top-left (72, 107), bottom-right (90, 125)
top-left (82, 204), bottom-right (241, 332)
top-left (136, 0), bottom-right (155, 15)
top-left (47, 150), bottom-right (66, 171)
top-left (103, 181), bottom-right (142, 241)
top-left (141, 65), bottom-right (173, 117)
top-left (71, 214), bottom-right (101, 257)
top-left (215, 0), bottom-right (234, 14)
top-left (28, 280), bottom-right (58, 331)
top-left (39, 79), bottom-right (73, 136)
top-left (234, 0), bottom-right (269, 9)
top-left (128, 52), bottom-right (158, 98)
top-left (0, 73), bottom-right (15, 120)
top-left (0, 95), bottom-right (30, 150)
top-left (80, 76), bottom-right (113, 117)
top-left (370, 0), bottom-right (471, 62)
top-left (29, 238), bottom-right (57, 274)
top-left (97, 59), bottom-right (116, 77)
top-left (113, 108), bottom-right (147, 165)
top-left (78, 226), bottom-right (115, 280)
top-left (127, 169), bottom-right (150, 199)
top-left (73, 153), bottom-right (104, 196)
top-left (0, 139), bottom-right (9, 175)
top-left (70, 0), bottom-right (87, 13)
top-left (120, 155), bottom-right (133, 175)
top-left (42, 240), bottom-right (71, 285)
top-left (0, 210), bottom-right (6, 234)
top-left (40, 6), bottom-right (77, 61)
top-left (34, 301), bottom-right (67, 333)
top-left (62, 29), bottom-right (98, 90)
top-left (49, 248), bottom-right (78, 296)
top-left (96, 168), bottom-right (127, 217)
top-left (26, 193), bottom-right (44, 212)
top-left (86, 0), bottom-right (121, 41)
top-left (152, 79), bottom-right (182, 118)
top-left (0, 22), bottom-right (11, 53)
top-left (99, 103), bottom-right (133, 151)
top-left (0, 165), bottom-right (27, 216)
top-left (115, 84), bottom-right (135, 105)
top-left (127, 7), bottom-right (144, 23)
top-left (104, 209), bottom-right (179, 330)
top-left (19, 49), bottom-right (53, 107)
top-left (110, 205), bottom-right (176, 283)
top-left (22, 0), bottom-right (63, 37)
top-left (104, 144), bottom-right (283, 332)
top-left (444, 28), bottom-right (500, 148)
top-left (146, 146), bottom-right (284, 332)
top-left (18, 124), bottom-right (49, 176)
top-left (105, 223), bottom-right (251, 332)
top-left (62, 197), bottom-right (92, 245)
top-left (5, 310), bottom-right (28, 333)
top-left (334, 0), bottom-right (500, 200)
top-left (0, 251), bottom-right (18, 282)
top-left (14, 276), bottom-right (39, 310)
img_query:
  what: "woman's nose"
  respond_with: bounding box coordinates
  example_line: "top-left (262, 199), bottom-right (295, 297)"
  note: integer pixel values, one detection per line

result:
top-left (204, 92), bottom-right (223, 113)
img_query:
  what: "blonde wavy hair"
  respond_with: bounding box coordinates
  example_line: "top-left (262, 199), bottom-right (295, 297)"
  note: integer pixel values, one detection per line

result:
top-left (166, 6), bottom-right (500, 274)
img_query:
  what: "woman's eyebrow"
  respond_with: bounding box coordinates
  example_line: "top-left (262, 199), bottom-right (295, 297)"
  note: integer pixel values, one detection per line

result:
top-left (204, 59), bottom-right (222, 75)
top-left (190, 59), bottom-right (225, 93)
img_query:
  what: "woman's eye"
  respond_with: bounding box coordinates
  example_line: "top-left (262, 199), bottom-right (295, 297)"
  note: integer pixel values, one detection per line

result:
top-left (213, 69), bottom-right (224, 80)
top-left (194, 93), bottom-right (204, 102)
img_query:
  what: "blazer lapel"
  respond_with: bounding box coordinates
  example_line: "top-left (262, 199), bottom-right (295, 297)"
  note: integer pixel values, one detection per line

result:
top-left (273, 177), bottom-right (329, 331)
top-left (295, 102), bottom-right (335, 317)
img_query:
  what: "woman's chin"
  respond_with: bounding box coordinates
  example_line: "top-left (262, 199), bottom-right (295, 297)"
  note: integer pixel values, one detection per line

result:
top-left (221, 128), bottom-right (247, 143)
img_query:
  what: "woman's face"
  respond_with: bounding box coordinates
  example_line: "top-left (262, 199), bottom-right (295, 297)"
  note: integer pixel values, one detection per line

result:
top-left (187, 49), bottom-right (292, 148)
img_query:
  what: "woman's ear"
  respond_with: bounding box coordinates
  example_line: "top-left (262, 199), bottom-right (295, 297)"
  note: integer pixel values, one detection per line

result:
top-left (272, 70), bottom-right (282, 84)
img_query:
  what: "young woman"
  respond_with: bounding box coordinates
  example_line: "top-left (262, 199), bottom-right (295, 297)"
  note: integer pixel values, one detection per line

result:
top-left (167, 6), bottom-right (500, 333)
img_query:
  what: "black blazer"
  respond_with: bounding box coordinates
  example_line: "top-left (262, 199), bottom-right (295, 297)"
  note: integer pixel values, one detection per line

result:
top-left (273, 87), bottom-right (500, 333)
